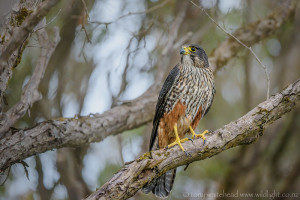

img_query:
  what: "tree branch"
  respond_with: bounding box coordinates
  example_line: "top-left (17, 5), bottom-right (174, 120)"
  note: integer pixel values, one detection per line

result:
top-left (191, 0), bottom-right (272, 99)
top-left (208, 0), bottom-right (297, 73)
top-left (0, 3), bottom-right (297, 171)
top-left (0, 25), bottom-right (60, 134)
top-left (86, 78), bottom-right (300, 200)
top-left (0, 0), bottom-right (59, 103)
top-left (0, 89), bottom-right (157, 171)
top-left (89, 0), bottom-right (171, 26)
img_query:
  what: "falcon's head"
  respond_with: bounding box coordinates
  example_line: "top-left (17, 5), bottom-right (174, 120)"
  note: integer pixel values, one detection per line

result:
top-left (180, 44), bottom-right (209, 68)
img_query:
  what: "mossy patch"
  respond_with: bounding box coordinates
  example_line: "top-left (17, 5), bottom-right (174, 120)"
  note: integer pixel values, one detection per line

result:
top-left (13, 39), bottom-right (29, 68)
top-left (137, 152), bottom-right (151, 161)
top-left (0, 35), bottom-right (5, 44)
top-left (10, 7), bottom-right (33, 27)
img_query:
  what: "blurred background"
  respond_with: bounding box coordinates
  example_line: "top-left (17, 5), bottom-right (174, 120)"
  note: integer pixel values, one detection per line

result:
top-left (0, 0), bottom-right (299, 199)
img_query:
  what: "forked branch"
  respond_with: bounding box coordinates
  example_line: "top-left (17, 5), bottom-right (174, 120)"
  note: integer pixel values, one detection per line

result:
top-left (86, 79), bottom-right (300, 200)
top-left (0, 25), bottom-right (60, 134)
top-left (0, 0), bottom-right (59, 103)
top-left (0, 0), bottom-right (297, 172)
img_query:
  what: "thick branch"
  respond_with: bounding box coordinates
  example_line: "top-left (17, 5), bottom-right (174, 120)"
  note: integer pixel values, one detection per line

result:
top-left (0, 89), bottom-right (157, 171)
top-left (0, 26), bottom-right (60, 134)
top-left (209, 0), bottom-right (297, 73)
top-left (0, 0), bottom-right (59, 101)
top-left (0, 3), bottom-right (297, 171)
top-left (86, 79), bottom-right (300, 200)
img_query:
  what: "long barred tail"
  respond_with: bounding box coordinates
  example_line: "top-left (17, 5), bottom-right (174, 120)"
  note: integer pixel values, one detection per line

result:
top-left (142, 169), bottom-right (176, 198)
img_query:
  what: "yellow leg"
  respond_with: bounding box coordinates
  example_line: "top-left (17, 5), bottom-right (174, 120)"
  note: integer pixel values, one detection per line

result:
top-left (167, 123), bottom-right (189, 152)
top-left (190, 126), bottom-right (208, 143)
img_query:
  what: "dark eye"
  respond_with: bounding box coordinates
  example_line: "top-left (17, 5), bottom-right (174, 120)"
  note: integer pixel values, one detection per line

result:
top-left (191, 47), bottom-right (196, 51)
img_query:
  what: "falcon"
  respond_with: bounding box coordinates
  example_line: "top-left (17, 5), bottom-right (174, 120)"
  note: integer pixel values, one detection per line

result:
top-left (142, 44), bottom-right (215, 198)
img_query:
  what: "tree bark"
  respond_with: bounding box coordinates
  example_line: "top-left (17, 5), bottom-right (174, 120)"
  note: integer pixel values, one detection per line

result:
top-left (0, 0), bottom-right (60, 104)
top-left (86, 78), bottom-right (300, 200)
top-left (0, 1), bottom-right (297, 171)
top-left (0, 25), bottom-right (60, 134)
top-left (209, 0), bottom-right (297, 73)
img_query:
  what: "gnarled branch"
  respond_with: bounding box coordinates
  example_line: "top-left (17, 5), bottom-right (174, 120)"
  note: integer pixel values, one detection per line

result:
top-left (209, 0), bottom-right (297, 73)
top-left (86, 78), bottom-right (300, 200)
top-left (0, 0), bottom-right (59, 103)
top-left (0, 25), bottom-right (60, 134)
top-left (0, 2), bottom-right (297, 171)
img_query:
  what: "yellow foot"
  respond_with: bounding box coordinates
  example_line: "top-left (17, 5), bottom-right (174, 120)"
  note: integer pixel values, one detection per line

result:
top-left (167, 137), bottom-right (189, 151)
top-left (190, 126), bottom-right (209, 144)
top-left (167, 123), bottom-right (190, 154)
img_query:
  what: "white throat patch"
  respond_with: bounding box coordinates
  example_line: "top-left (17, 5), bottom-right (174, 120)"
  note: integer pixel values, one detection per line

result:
top-left (182, 55), bottom-right (194, 66)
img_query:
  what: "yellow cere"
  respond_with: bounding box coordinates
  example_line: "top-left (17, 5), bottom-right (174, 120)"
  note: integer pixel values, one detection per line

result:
top-left (182, 46), bottom-right (196, 54)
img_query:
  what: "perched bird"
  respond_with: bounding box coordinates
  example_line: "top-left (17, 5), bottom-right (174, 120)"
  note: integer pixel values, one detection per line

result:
top-left (142, 44), bottom-right (215, 198)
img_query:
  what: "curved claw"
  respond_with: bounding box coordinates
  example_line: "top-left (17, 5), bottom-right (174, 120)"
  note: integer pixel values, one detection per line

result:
top-left (189, 127), bottom-right (209, 145)
top-left (184, 151), bottom-right (191, 157)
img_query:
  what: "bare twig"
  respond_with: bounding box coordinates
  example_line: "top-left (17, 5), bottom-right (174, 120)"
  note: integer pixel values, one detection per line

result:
top-left (0, 0), bottom-right (60, 102)
top-left (110, 21), bottom-right (154, 106)
top-left (162, 2), bottom-right (187, 55)
top-left (173, 31), bottom-right (193, 50)
top-left (81, 0), bottom-right (91, 43)
top-left (81, 0), bottom-right (90, 19)
top-left (190, 1), bottom-right (270, 99)
top-left (0, 3), bottom-right (296, 172)
top-left (0, 166), bottom-right (10, 185)
top-left (156, 1), bottom-right (188, 83)
top-left (0, 26), bottom-right (60, 134)
top-left (35, 156), bottom-right (57, 199)
top-left (86, 79), bottom-right (300, 200)
top-left (207, 0), bottom-right (296, 74)
top-left (89, 0), bottom-right (171, 26)
top-left (34, 8), bottom-right (62, 32)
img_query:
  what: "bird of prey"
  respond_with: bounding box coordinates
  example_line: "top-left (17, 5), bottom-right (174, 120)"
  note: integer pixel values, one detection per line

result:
top-left (142, 44), bottom-right (215, 198)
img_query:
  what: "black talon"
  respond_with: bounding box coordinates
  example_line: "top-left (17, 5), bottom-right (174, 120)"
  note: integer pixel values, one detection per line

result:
top-left (188, 138), bottom-right (193, 143)
top-left (184, 151), bottom-right (191, 157)
top-left (203, 139), bottom-right (206, 145)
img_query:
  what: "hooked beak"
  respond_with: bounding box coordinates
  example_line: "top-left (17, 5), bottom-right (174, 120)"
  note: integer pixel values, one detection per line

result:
top-left (180, 47), bottom-right (189, 55)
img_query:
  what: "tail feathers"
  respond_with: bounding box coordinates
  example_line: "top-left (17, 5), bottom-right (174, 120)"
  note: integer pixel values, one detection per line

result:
top-left (142, 169), bottom-right (176, 198)
top-left (142, 180), bottom-right (155, 194)
top-left (164, 169), bottom-right (176, 193)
